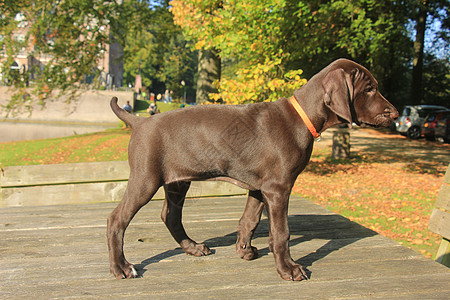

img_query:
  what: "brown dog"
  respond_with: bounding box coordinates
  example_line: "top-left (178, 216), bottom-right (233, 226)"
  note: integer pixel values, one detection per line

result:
top-left (107, 59), bottom-right (398, 281)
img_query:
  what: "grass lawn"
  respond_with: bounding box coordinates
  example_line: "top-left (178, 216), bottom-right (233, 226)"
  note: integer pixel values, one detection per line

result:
top-left (0, 126), bottom-right (447, 261)
top-left (0, 128), bottom-right (130, 166)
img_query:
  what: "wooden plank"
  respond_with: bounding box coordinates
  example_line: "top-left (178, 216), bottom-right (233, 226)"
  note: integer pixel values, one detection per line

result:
top-left (434, 183), bottom-right (450, 211)
top-left (428, 164), bottom-right (450, 239)
top-left (0, 181), bottom-right (246, 207)
top-left (428, 208), bottom-right (450, 239)
top-left (436, 238), bottom-right (450, 267)
top-left (1, 197), bottom-right (450, 299)
top-left (0, 181), bottom-right (128, 207)
top-left (0, 161), bottom-right (130, 187)
top-left (444, 163), bottom-right (450, 184)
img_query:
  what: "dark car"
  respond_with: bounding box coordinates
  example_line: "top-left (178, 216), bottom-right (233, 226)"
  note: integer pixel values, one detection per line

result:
top-left (435, 111), bottom-right (450, 143)
top-left (421, 110), bottom-right (450, 141)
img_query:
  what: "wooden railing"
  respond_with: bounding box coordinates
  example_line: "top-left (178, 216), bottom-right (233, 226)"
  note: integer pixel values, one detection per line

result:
top-left (429, 164), bottom-right (450, 267)
top-left (0, 161), bottom-right (246, 207)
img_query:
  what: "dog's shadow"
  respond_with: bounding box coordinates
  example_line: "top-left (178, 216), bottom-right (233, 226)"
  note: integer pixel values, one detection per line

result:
top-left (134, 214), bottom-right (377, 279)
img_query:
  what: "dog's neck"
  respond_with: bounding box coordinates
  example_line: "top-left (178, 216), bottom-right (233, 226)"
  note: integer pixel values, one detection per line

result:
top-left (293, 78), bottom-right (343, 134)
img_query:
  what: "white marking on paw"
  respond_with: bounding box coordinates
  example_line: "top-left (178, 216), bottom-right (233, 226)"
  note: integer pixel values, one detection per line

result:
top-left (130, 266), bottom-right (138, 277)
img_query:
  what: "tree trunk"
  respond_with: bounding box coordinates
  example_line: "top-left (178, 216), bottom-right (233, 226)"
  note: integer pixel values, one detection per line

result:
top-left (196, 48), bottom-right (221, 104)
top-left (410, 3), bottom-right (428, 105)
top-left (332, 130), bottom-right (350, 159)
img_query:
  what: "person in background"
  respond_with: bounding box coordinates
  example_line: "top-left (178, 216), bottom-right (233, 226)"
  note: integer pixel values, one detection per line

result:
top-left (122, 101), bottom-right (133, 128)
top-left (147, 102), bottom-right (158, 116)
top-left (164, 90), bottom-right (169, 103)
top-left (123, 101), bottom-right (133, 113)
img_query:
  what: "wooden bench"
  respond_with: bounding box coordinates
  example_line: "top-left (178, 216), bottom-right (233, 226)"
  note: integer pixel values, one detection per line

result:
top-left (428, 163), bottom-right (450, 267)
top-left (0, 161), bottom-right (246, 207)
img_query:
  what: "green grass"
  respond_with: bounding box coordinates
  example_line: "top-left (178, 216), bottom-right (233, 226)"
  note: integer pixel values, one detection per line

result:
top-left (0, 129), bottom-right (130, 167)
top-left (0, 100), bottom-right (189, 167)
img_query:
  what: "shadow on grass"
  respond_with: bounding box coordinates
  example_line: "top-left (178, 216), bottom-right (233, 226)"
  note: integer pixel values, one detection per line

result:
top-left (305, 137), bottom-right (450, 176)
top-left (134, 99), bottom-right (150, 111)
top-left (306, 155), bottom-right (446, 177)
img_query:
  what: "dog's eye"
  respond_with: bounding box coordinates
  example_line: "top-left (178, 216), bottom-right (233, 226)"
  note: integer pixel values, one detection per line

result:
top-left (365, 86), bottom-right (374, 93)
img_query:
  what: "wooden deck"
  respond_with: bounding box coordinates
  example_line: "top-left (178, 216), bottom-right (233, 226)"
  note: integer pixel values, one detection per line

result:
top-left (1, 195), bottom-right (449, 299)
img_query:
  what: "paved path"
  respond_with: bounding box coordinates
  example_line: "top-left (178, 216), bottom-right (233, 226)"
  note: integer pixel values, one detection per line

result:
top-left (1, 196), bottom-right (449, 299)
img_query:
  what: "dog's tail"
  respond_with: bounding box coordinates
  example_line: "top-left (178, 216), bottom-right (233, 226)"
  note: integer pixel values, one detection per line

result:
top-left (110, 97), bottom-right (141, 128)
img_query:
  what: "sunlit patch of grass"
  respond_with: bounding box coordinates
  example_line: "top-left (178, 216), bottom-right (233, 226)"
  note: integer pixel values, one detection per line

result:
top-left (0, 129), bottom-right (131, 167)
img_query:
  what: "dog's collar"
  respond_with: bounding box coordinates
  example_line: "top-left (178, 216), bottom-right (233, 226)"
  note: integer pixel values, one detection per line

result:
top-left (289, 96), bottom-right (321, 141)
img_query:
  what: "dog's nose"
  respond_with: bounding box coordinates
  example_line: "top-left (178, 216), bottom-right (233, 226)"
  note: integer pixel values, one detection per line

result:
top-left (385, 107), bottom-right (399, 120)
top-left (390, 108), bottom-right (399, 120)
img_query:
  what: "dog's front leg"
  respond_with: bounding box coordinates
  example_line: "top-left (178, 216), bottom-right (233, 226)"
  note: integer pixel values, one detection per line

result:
top-left (236, 190), bottom-right (264, 260)
top-left (263, 188), bottom-right (308, 281)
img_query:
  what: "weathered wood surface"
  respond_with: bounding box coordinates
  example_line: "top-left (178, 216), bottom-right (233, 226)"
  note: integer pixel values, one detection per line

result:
top-left (0, 180), bottom-right (246, 207)
top-left (0, 161), bottom-right (130, 187)
top-left (1, 196), bottom-right (449, 299)
top-left (0, 162), bottom-right (246, 207)
top-left (429, 209), bottom-right (450, 240)
top-left (428, 164), bottom-right (450, 238)
top-left (429, 164), bottom-right (450, 267)
top-left (436, 238), bottom-right (450, 267)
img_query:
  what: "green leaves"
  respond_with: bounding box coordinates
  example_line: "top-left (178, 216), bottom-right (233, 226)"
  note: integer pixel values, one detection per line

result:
top-left (171, 0), bottom-right (417, 105)
top-left (211, 53), bottom-right (306, 104)
top-left (171, 0), bottom-right (307, 103)
top-left (1, 0), bottom-right (119, 109)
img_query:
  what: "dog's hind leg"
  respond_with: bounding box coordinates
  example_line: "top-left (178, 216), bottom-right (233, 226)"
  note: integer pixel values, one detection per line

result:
top-left (236, 190), bottom-right (264, 260)
top-left (107, 175), bottom-right (160, 279)
top-left (162, 181), bottom-right (212, 256)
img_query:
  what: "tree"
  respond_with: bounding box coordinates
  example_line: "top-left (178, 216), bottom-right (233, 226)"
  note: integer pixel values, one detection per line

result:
top-left (1, 0), bottom-right (121, 110)
top-left (422, 54), bottom-right (450, 105)
top-left (196, 48), bottom-right (220, 103)
top-left (1, 0), bottom-right (198, 109)
top-left (121, 0), bottom-right (198, 100)
top-left (281, 0), bottom-right (414, 106)
top-left (171, 0), bottom-right (307, 104)
top-left (410, 0), bottom-right (449, 105)
top-left (170, 0), bottom-right (414, 106)
top-left (411, 1), bottom-right (428, 105)
top-left (160, 31), bottom-right (198, 102)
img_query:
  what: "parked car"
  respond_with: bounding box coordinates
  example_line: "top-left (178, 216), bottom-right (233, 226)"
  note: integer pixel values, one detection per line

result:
top-left (396, 105), bottom-right (448, 139)
top-left (435, 111), bottom-right (450, 143)
top-left (421, 110), bottom-right (450, 140)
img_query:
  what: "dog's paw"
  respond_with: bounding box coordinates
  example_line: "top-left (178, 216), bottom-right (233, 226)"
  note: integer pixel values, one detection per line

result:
top-left (111, 263), bottom-right (138, 279)
top-left (277, 262), bottom-right (308, 281)
top-left (180, 240), bottom-right (212, 256)
top-left (236, 243), bottom-right (258, 260)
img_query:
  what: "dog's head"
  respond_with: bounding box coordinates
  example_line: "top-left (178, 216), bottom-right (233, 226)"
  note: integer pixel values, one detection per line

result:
top-left (322, 59), bottom-right (398, 127)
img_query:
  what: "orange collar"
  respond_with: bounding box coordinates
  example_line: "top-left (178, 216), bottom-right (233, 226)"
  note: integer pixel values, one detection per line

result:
top-left (289, 96), bottom-right (321, 141)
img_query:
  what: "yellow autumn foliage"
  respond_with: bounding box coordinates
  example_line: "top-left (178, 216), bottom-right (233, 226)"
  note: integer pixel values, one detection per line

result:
top-left (210, 57), bottom-right (307, 105)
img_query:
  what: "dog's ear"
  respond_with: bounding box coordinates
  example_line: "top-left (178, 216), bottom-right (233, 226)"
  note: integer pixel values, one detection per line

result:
top-left (322, 68), bottom-right (355, 124)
